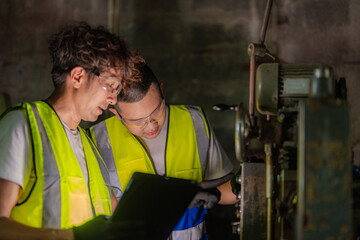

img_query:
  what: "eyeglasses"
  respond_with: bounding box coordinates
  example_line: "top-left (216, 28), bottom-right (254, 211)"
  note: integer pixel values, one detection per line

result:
top-left (94, 72), bottom-right (122, 97)
top-left (120, 99), bottom-right (165, 129)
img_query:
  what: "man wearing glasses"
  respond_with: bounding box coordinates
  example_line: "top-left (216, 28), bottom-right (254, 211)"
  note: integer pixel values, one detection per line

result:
top-left (90, 64), bottom-right (238, 239)
top-left (0, 23), bottom-right (145, 239)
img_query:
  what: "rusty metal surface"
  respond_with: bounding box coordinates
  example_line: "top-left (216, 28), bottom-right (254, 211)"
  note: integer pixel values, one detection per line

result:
top-left (296, 100), bottom-right (352, 239)
top-left (240, 162), bottom-right (267, 240)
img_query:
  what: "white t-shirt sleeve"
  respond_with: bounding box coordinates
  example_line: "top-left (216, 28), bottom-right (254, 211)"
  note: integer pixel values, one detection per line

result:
top-left (205, 123), bottom-right (234, 180)
top-left (0, 110), bottom-right (31, 188)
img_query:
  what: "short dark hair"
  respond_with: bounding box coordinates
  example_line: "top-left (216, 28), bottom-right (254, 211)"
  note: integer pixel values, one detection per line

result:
top-left (117, 64), bottom-right (162, 103)
top-left (48, 22), bottom-right (144, 87)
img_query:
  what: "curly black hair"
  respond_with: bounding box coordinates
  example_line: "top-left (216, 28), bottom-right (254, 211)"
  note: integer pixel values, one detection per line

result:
top-left (48, 22), bottom-right (144, 88)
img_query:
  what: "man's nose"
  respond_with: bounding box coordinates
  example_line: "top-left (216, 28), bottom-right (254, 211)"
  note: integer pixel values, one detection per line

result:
top-left (144, 117), bottom-right (157, 129)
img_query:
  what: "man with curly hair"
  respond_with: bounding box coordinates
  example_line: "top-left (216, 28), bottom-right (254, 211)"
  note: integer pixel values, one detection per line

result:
top-left (0, 23), bottom-right (144, 239)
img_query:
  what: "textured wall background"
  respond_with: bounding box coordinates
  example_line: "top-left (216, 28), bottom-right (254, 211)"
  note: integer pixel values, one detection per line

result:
top-left (114, 0), bottom-right (260, 164)
top-left (275, 0), bottom-right (360, 167)
top-left (2, 0), bottom-right (358, 166)
top-left (0, 0), bottom-right (359, 239)
top-left (0, 0), bottom-right (108, 103)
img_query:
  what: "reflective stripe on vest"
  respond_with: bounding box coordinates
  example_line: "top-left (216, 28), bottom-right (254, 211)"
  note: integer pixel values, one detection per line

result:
top-left (31, 102), bottom-right (62, 227)
top-left (91, 121), bottom-right (123, 199)
top-left (185, 105), bottom-right (210, 179)
top-left (9, 101), bottom-right (112, 228)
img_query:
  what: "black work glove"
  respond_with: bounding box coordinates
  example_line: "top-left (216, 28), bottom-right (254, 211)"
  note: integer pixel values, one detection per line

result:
top-left (73, 215), bottom-right (146, 240)
top-left (188, 187), bottom-right (221, 209)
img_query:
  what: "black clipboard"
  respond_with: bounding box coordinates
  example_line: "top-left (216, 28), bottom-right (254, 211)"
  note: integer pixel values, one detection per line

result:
top-left (111, 172), bottom-right (199, 239)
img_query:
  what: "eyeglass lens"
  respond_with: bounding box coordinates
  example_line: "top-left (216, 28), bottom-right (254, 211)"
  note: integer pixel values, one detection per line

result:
top-left (97, 73), bottom-right (121, 96)
top-left (124, 100), bottom-right (165, 128)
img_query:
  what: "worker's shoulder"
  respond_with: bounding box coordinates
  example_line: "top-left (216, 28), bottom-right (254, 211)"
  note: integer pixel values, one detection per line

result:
top-left (185, 104), bottom-right (203, 111)
top-left (170, 104), bottom-right (207, 123)
top-left (185, 105), bottom-right (207, 119)
top-left (0, 108), bottom-right (28, 146)
top-left (0, 106), bottom-right (27, 127)
top-left (170, 104), bottom-right (204, 112)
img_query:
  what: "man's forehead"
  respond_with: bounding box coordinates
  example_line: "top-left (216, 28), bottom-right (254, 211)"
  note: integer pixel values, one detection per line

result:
top-left (117, 93), bottom-right (162, 118)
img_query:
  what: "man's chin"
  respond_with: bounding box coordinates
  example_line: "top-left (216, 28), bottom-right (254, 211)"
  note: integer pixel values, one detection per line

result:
top-left (143, 128), bottom-right (160, 139)
top-left (83, 114), bottom-right (99, 123)
top-left (144, 135), bottom-right (157, 139)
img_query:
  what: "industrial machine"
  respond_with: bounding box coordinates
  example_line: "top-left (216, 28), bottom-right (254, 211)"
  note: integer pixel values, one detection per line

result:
top-left (218, 63), bottom-right (354, 240)
top-left (213, 0), bottom-right (358, 239)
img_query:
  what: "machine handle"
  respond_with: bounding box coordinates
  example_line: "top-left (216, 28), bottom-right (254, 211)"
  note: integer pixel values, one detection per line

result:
top-left (212, 104), bottom-right (237, 111)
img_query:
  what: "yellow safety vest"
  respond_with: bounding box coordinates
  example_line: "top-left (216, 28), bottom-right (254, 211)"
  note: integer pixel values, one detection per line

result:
top-left (9, 101), bottom-right (112, 228)
top-left (90, 105), bottom-right (209, 192)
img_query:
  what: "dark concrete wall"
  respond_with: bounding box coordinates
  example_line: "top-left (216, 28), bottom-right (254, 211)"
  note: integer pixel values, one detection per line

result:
top-left (2, 0), bottom-right (359, 165)
top-left (0, 0), bottom-right (108, 105)
top-left (0, 1), bottom-right (359, 238)
top-left (115, 0), bottom-right (261, 164)
top-left (274, 0), bottom-right (360, 166)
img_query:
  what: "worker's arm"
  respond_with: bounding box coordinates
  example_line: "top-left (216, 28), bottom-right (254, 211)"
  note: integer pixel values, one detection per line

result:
top-left (188, 173), bottom-right (238, 209)
top-left (199, 173), bottom-right (238, 205)
top-left (217, 180), bottom-right (238, 205)
top-left (111, 191), bottom-right (118, 213)
top-left (188, 179), bottom-right (238, 209)
top-left (0, 178), bottom-right (74, 240)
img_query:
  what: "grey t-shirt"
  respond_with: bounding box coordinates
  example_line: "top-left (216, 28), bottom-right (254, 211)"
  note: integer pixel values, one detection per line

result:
top-left (142, 105), bottom-right (233, 180)
top-left (142, 107), bottom-right (168, 176)
top-left (0, 110), bottom-right (89, 189)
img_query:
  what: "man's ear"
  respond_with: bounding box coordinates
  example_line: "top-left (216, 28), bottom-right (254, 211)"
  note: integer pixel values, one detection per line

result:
top-left (69, 66), bottom-right (86, 88)
top-left (109, 107), bottom-right (122, 120)
top-left (160, 82), bottom-right (165, 97)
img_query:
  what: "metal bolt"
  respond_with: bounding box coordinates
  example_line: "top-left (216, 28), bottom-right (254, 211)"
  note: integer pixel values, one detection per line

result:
top-left (237, 193), bottom-right (241, 200)
top-left (236, 175), bottom-right (242, 184)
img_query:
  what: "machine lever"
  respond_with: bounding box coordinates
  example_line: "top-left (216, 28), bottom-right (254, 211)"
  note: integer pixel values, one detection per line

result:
top-left (212, 104), bottom-right (237, 112)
